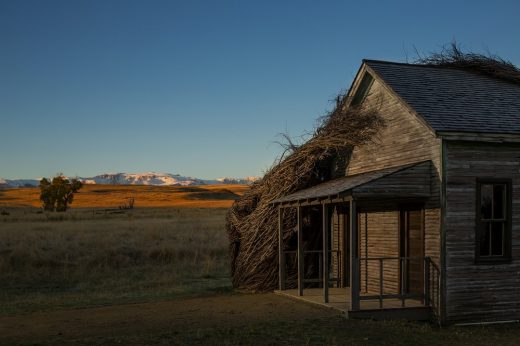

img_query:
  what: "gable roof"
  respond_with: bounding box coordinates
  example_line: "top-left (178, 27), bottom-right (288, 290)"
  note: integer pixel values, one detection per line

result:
top-left (363, 60), bottom-right (520, 135)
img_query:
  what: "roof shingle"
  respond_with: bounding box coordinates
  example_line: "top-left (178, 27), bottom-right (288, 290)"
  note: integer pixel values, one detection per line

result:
top-left (365, 60), bottom-right (520, 134)
top-left (271, 162), bottom-right (423, 204)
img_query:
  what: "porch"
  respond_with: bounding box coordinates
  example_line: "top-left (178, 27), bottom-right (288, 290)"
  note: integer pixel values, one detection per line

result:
top-left (271, 161), bottom-right (441, 321)
top-left (275, 287), bottom-right (430, 320)
top-left (277, 251), bottom-right (440, 320)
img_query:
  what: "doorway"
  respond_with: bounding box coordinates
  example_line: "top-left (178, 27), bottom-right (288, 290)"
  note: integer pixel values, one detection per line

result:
top-left (399, 207), bottom-right (424, 295)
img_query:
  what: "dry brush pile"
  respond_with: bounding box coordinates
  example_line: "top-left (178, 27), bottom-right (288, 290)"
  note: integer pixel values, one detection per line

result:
top-left (226, 43), bottom-right (520, 291)
top-left (226, 95), bottom-right (386, 291)
top-left (416, 43), bottom-right (520, 85)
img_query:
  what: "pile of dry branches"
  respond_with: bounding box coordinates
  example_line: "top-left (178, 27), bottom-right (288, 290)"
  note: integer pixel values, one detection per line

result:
top-left (417, 42), bottom-right (520, 85)
top-left (226, 95), bottom-right (385, 291)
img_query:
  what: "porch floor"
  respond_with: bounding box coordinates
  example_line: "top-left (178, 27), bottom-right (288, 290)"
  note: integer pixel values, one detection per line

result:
top-left (276, 288), bottom-right (425, 315)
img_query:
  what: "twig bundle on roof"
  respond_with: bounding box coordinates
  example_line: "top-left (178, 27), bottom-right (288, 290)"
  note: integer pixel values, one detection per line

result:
top-left (417, 42), bottom-right (520, 85)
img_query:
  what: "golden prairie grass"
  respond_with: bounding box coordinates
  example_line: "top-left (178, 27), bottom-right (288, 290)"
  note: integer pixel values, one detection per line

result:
top-left (0, 207), bottom-right (233, 315)
top-left (0, 184), bottom-right (249, 209)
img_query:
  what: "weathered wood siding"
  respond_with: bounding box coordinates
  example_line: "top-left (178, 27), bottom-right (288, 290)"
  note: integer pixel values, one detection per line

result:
top-left (445, 141), bottom-right (520, 323)
top-left (359, 210), bottom-right (400, 294)
top-left (331, 205), bottom-right (346, 287)
top-left (346, 76), bottom-right (442, 268)
top-left (353, 161), bottom-right (431, 198)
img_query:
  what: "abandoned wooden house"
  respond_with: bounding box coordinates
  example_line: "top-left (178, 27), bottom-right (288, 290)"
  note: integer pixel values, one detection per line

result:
top-left (271, 59), bottom-right (520, 324)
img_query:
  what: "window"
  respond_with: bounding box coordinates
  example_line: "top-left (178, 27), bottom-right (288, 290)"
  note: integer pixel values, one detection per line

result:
top-left (476, 179), bottom-right (512, 263)
top-left (350, 72), bottom-right (374, 106)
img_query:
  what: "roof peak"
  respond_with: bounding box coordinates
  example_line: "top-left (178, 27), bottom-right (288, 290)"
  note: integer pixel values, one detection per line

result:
top-left (363, 59), bottom-right (455, 69)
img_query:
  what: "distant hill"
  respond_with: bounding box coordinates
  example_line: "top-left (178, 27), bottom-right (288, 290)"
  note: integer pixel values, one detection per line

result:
top-left (80, 172), bottom-right (206, 186)
top-left (0, 178), bottom-right (40, 188)
top-left (205, 177), bottom-right (259, 185)
top-left (0, 173), bottom-right (259, 188)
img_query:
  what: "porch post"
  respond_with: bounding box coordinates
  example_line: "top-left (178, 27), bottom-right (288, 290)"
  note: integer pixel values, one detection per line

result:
top-left (278, 206), bottom-right (285, 291)
top-left (350, 199), bottom-right (360, 311)
top-left (297, 205), bottom-right (304, 296)
top-left (322, 203), bottom-right (329, 303)
top-left (424, 257), bottom-right (430, 306)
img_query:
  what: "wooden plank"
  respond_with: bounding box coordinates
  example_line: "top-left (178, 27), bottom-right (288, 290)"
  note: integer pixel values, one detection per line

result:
top-left (353, 161), bottom-right (431, 198)
top-left (331, 206), bottom-right (340, 287)
top-left (343, 205), bottom-right (349, 288)
top-left (440, 139), bottom-right (447, 325)
top-left (358, 211), bottom-right (400, 295)
top-left (424, 257), bottom-right (430, 306)
top-left (297, 206), bottom-right (304, 296)
top-left (323, 204), bottom-right (329, 303)
top-left (379, 258), bottom-right (384, 308)
top-left (350, 199), bottom-right (360, 310)
top-left (438, 131), bottom-right (520, 143)
top-left (348, 306), bottom-right (431, 321)
top-left (278, 207), bottom-right (285, 291)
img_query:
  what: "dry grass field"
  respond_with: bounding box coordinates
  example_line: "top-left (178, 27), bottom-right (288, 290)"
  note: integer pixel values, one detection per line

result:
top-left (0, 185), bottom-right (247, 316)
top-left (0, 208), bottom-right (230, 315)
top-left (0, 183), bottom-right (249, 209)
top-left (0, 207), bottom-right (232, 316)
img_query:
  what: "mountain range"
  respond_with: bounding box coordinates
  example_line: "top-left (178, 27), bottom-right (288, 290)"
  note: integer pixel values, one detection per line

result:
top-left (0, 172), bottom-right (259, 188)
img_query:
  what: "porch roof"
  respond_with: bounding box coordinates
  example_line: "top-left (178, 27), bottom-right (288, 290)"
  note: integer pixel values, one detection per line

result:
top-left (271, 160), bottom-right (431, 206)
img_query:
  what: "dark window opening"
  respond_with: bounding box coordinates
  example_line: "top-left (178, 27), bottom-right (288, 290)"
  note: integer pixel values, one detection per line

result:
top-left (351, 72), bottom-right (374, 106)
top-left (476, 180), bottom-right (511, 263)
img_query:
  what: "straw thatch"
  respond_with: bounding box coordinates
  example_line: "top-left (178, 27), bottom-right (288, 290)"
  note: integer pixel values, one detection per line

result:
top-left (226, 44), bottom-right (520, 291)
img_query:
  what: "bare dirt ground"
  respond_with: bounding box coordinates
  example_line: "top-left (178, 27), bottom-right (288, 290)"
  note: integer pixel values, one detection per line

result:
top-left (0, 293), bottom-right (339, 344)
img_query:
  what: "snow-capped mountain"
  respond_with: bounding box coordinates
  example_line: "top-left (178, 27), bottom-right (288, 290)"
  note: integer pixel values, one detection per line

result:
top-left (80, 172), bottom-right (207, 186)
top-left (0, 178), bottom-right (40, 188)
top-left (0, 173), bottom-right (259, 188)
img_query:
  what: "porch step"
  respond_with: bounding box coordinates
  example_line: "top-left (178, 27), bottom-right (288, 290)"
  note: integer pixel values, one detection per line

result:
top-left (274, 290), bottom-right (347, 313)
top-left (348, 306), bottom-right (432, 321)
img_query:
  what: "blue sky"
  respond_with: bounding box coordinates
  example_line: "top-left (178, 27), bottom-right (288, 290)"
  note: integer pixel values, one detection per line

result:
top-left (1, 0), bottom-right (519, 179)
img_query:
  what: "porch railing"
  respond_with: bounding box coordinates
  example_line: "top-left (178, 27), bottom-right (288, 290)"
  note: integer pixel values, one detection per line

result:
top-left (427, 258), bottom-right (441, 319)
top-left (281, 250), bottom-right (341, 287)
top-left (280, 252), bottom-right (441, 316)
top-left (356, 256), bottom-right (440, 313)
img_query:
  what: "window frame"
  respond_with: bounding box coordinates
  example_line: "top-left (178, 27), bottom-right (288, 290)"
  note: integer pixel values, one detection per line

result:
top-left (475, 178), bottom-right (512, 264)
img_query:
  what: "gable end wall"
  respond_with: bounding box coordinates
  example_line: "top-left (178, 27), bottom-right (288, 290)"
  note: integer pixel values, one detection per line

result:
top-left (346, 78), bottom-right (442, 268)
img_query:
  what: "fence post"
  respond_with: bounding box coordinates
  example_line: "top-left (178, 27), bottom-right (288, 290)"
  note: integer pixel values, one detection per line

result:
top-left (278, 207), bottom-right (285, 291)
top-left (400, 257), bottom-right (406, 307)
top-left (435, 269), bottom-right (439, 311)
top-left (424, 257), bottom-right (430, 306)
top-left (350, 199), bottom-right (360, 311)
top-left (297, 206), bottom-right (304, 296)
top-left (379, 258), bottom-right (383, 309)
top-left (318, 253), bottom-right (323, 289)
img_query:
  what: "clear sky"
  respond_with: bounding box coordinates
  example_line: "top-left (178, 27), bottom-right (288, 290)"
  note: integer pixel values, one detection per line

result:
top-left (1, 0), bottom-right (520, 179)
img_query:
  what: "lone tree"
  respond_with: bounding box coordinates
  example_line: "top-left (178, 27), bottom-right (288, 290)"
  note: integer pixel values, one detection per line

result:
top-left (39, 174), bottom-right (83, 212)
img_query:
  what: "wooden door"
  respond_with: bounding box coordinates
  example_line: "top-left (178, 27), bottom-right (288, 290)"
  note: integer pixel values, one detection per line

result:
top-left (400, 207), bottom-right (424, 295)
